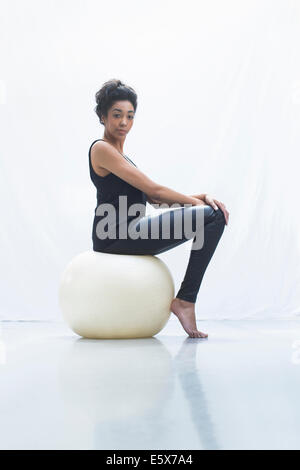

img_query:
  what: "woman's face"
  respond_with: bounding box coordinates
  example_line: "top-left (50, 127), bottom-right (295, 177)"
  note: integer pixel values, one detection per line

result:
top-left (102, 100), bottom-right (135, 139)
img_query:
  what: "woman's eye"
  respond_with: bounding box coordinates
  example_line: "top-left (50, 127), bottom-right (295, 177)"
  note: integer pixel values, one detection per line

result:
top-left (113, 115), bottom-right (134, 119)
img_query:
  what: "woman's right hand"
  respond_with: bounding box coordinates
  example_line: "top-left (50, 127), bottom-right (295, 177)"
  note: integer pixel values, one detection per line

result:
top-left (204, 194), bottom-right (229, 225)
top-left (194, 199), bottom-right (206, 206)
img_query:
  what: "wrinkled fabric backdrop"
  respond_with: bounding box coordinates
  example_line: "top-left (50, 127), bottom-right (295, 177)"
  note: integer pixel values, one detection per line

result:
top-left (0, 0), bottom-right (299, 320)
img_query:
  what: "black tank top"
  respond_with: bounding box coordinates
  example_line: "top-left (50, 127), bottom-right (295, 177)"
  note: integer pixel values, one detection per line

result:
top-left (88, 138), bottom-right (147, 251)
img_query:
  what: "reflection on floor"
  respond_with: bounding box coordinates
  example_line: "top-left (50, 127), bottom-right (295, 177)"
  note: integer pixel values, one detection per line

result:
top-left (0, 317), bottom-right (299, 450)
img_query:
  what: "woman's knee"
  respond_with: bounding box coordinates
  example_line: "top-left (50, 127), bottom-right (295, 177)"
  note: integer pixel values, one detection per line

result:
top-left (214, 208), bottom-right (226, 229)
top-left (207, 207), bottom-right (226, 228)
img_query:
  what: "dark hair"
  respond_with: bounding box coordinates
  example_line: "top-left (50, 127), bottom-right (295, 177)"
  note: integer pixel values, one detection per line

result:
top-left (94, 78), bottom-right (138, 125)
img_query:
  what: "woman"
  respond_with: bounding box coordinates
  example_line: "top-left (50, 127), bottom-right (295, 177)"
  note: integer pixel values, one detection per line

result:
top-left (89, 79), bottom-right (229, 338)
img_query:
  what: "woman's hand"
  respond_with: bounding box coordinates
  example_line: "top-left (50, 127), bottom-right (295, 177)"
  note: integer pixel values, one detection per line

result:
top-left (193, 199), bottom-right (206, 206)
top-left (192, 194), bottom-right (229, 225)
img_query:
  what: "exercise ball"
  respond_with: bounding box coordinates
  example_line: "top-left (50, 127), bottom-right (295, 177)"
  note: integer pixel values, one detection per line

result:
top-left (58, 250), bottom-right (175, 339)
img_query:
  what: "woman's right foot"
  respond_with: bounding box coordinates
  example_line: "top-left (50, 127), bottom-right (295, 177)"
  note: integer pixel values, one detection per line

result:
top-left (170, 298), bottom-right (208, 338)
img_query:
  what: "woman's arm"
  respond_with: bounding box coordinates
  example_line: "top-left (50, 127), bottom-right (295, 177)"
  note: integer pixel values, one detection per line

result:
top-left (154, 186), bottom-right (205, 207)
top-left (147, 192), bottom-right (204, 208)
top-left (146, 195), bottom-right (162, 207)
top-left (92, 141), bottom-right (204, 208)
top-left (165, 193), bottom-right (207, 207)
top-left (190, 193), bottom-right (207, 202)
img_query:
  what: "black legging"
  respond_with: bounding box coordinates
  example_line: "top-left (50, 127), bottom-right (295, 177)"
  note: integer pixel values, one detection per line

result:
top-left (100, 205), bottom-right (226, 303)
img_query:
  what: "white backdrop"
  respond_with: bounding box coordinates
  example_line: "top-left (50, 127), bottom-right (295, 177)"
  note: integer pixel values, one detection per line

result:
top-left (0, 0), bottom-right (299, 321)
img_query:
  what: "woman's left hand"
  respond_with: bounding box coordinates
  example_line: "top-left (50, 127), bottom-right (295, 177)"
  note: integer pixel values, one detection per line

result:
top-left (192, 194), bottom-right (229, 225)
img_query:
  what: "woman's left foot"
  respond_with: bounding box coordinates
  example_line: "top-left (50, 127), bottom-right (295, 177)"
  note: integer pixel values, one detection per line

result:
top-left (170, 298), bottom-right (208, 338)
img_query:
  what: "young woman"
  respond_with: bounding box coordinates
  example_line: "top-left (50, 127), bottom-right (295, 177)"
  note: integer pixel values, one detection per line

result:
top-left (89, 79), bottom-right (229, 338)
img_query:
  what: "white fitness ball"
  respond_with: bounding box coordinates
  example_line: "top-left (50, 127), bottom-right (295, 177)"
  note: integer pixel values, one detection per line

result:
top-left (58, 250), bottom-right (175, 339)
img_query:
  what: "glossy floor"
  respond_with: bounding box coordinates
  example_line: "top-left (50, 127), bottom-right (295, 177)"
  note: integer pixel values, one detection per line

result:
top-left (0, 318), bottom-right (300, 450)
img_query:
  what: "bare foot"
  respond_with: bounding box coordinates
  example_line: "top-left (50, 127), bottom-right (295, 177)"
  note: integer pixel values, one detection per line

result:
top-left (170, 298), bottom-right (208, 338)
